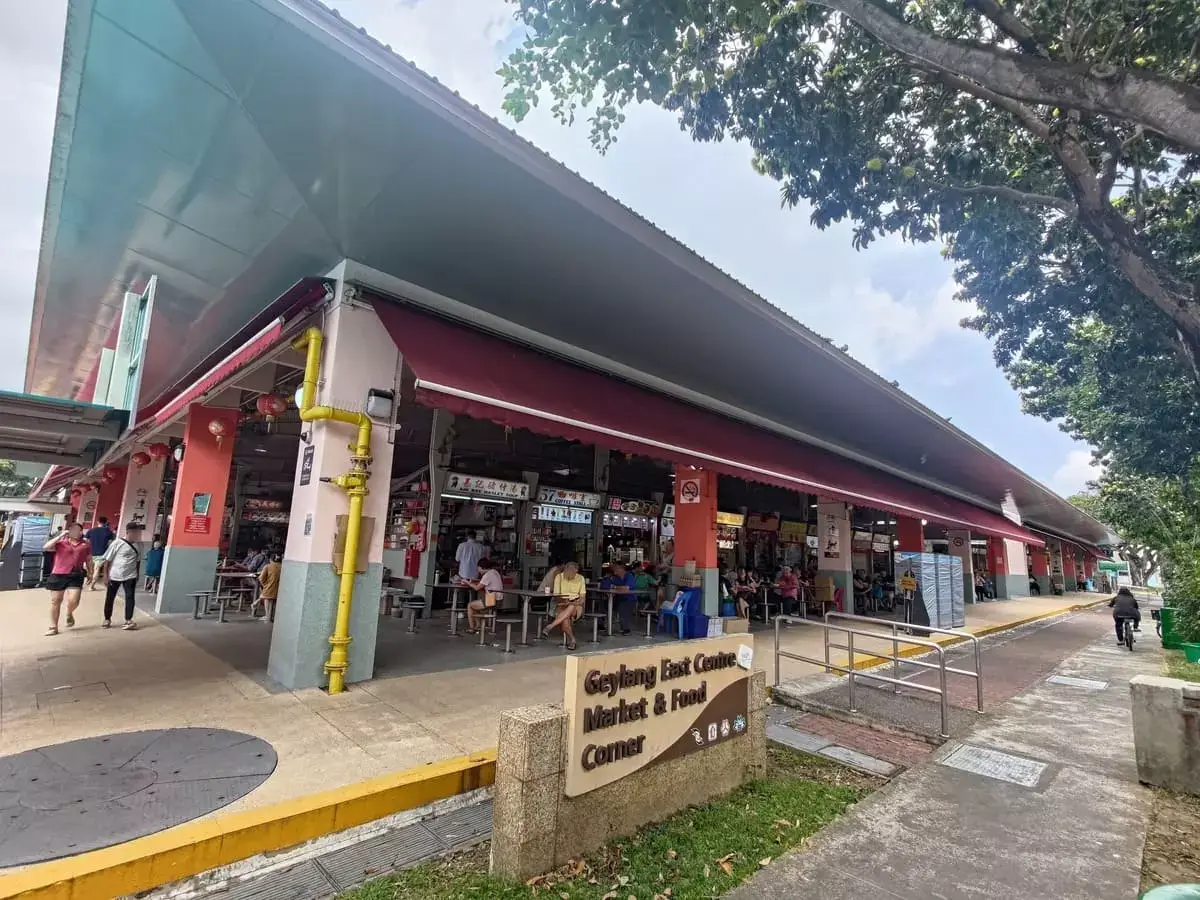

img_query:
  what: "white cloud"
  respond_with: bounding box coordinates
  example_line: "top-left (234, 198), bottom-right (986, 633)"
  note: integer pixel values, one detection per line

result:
top-left (1050, 450), bottom-right (1104, 497)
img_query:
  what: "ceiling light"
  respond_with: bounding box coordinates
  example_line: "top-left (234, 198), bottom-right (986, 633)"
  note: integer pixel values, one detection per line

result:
top-left (920, 519), bottom-right (928, 526)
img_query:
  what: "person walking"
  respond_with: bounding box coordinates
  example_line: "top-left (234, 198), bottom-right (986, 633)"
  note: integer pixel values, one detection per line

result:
top-left (143, 537), bottom-right (164, 593)
top-left (43, 522), bottom-right (91, 635)
top-left (84, 516), bottom-right (114, 590)
top-left (454, 530), bottom-right (486, 582)
top-left (101, 523), bottom-right (143, 630)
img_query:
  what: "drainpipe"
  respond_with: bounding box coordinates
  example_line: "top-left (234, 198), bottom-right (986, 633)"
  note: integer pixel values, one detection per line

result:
top-left (293, 326), bottom-right (373, 695)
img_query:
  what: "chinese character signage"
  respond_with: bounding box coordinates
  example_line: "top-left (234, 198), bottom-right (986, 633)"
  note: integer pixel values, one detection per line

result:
top-left (445, 472), bottom-right (531, 501)
top-left (715, 511), bottom-right (745, 527)
top-left (606, 496), bottom-right (662, 516)
top-left (536, 487), bottom-right (601, 509)
top-left (746, 513), bottom-right (780, 532)
top-left (533, 504), bottom-right (594, 525)
top-left (779, 521), bottom-right (808, 544)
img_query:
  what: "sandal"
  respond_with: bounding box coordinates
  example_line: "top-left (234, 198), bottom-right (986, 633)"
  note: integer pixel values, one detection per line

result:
top-left (45, 626), bottom-right (59, 636)
top-left (566, 641), bottom-right (577, 651)
top-left (465, 628), bottom-right (479, 635)
top-left (66, 613), bottom-right (75, 628)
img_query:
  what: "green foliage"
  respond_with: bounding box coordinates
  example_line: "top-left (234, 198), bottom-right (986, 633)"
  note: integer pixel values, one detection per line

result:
top-left (501, 0), bottom-right (1200, 477)
top-left (0, 460), bottom-right (37, 499)
top-left (1162, 548), bottom-right (1200, 643)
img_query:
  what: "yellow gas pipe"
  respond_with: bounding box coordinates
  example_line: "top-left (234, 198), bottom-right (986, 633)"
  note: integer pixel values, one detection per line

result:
top-left (293, 326), bottom-right (373, 695)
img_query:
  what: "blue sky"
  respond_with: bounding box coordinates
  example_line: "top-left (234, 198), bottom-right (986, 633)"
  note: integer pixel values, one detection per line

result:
top-left (0, 0), bottom-right (1100, 495)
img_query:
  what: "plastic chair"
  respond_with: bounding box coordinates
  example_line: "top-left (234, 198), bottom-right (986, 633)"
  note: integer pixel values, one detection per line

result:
top-left (658, 589), bottom-right (698, 639)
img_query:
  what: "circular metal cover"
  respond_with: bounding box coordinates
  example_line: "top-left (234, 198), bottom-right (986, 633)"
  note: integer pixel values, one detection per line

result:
top-left (0, 728), bottom-right (277, 867)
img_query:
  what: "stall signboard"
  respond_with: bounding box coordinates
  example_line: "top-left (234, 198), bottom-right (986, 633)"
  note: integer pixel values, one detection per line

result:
top-left (534, 504), bottom-right (593, 525)
top-left (445, 473), bottom-right (530, 501)
top-left (537, 487), bottom-right (602, 509)
top-left (299, 445), bottom-right (315, 486)
top-left (779, 521), bottom-right (808, 544)
top-left (607, 496), bottom-right (662, 517)
top-left (715, 511), bottom-right (745, 528)
top-left (746, 513), bottom-right (780, 532)
top-left (661, 503), bottom-right (675, 519)
top-left (872, 540), bottom-right (893, 553)
top-left (659, 517), bottom-right (675, 538)
top-left (563, 635), bottom-right (753, 796)
top-left (603, 511), bottom-right (652, 530)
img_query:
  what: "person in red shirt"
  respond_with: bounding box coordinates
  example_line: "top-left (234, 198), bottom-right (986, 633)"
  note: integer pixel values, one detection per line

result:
top-left (43, 522), bottom-right (91, 636)
top-left (774, 565), bottom-right (801, 617)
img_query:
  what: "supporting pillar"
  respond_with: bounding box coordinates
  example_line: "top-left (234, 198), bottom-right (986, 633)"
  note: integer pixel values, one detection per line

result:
top-left (672, 468), bottom-right (719, 616)
top-left (1063, 546), bottom-right (1080, 592)
top-left (118, 453), bottom-right (166, 552)
top-left (1049, 540), bottom-right (1066, 592)
top-left (816, 500), bottom-right (852, 611)
top-left (95, 467), bottom-right (127, 528)
top-left (947, 530), bottom-right (975, 603)
top-left (896, 516), bottom-right (924, 553)
top-left (590, 448), bottom-right (610, 574)
top-left (156, 405), bottom-right (239, 613)
top-left (990, 537), bottom-right (1029, 599)
top-left (267, 298), bottom-right (399, 691)
top-left (417, 409), bottom-right (454, 611)
top-left (1082, 555), bottom-right (1095, 589)
top-left (1030, 547), bottom-right (1051, 595)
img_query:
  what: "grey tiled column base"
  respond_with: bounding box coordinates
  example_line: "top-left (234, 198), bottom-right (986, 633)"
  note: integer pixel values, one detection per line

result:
top-left (818, 569), bottom-right (852, 610)
top-left (156, 546), bottom-right (219, 614)
top-left (1034, 575), bottom-right (1051, 595)
top-left (267, 560), bottom-right (383, 690)
top-left (994, 573), bottom-right (1029, 599)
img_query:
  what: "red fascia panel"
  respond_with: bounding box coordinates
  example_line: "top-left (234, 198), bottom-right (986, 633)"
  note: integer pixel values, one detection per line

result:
top-left (372, 300), bottom-right (1043, 546)
top-left (149, 320), bottom-right (285, 428)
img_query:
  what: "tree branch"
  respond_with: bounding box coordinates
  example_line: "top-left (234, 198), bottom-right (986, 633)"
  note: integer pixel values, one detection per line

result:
top-left (963, 0), bottom-right (1048, 57)
top-left (810, 0), bottom-right (1200, 151)
top-left (1099, 128), bottom-right (1121, 199)
top-left (937, 182), bottom-right (1078, 214)
top-left (928, 70), bottom-right (1050, 139)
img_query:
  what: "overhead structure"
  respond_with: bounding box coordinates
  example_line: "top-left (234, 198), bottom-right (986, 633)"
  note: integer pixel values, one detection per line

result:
top-left (0, 391), bottom-right (125, 469)
top-left (24, 0), bottom-right (1114, 546)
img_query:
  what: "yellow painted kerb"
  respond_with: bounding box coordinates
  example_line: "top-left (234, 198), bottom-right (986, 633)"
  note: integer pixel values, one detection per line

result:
top-left (0, 750), bottom-right (497, 900)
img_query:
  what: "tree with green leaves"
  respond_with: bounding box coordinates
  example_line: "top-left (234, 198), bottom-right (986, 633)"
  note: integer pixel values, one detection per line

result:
top-left (501, 0), bottom-right (1200, 454)
top-left (0, 460), bottom-right (37, 499)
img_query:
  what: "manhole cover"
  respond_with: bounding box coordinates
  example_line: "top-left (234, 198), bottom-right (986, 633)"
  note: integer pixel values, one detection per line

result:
top-left (1047, 675), bottom-right (1109, 690)
top-left (0, 728), bottom-right (277, 867)
top-left (940, 744), bottom-right (1047, 788)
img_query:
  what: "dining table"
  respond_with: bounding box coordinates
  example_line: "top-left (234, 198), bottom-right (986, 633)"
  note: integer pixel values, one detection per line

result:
top-left (432, 581), bottom-right (476, 635)
top-left (214, 570), bottom-right (260, 613)
top-left (497, 588), bottom-right (568, 646)
top-left (587, 588), bottom-right (652, 636)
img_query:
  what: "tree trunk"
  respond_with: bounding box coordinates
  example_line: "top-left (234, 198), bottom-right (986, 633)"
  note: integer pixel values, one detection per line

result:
top-left (816, 0), bottom-right (1200, 151)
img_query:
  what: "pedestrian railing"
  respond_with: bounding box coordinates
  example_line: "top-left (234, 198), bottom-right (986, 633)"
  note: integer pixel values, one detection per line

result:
top-left (823, 611), bottom-right (984, 714)
top-left (772, 614), bottom-right (981, 739)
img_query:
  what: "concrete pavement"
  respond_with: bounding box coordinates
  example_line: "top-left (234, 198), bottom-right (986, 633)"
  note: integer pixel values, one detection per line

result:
top-left (733, 612), bottom-right (1161, 900)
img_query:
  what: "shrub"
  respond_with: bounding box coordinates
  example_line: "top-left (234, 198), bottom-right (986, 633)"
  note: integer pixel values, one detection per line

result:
top-left (1162, 544), bottom-right (1200, 644)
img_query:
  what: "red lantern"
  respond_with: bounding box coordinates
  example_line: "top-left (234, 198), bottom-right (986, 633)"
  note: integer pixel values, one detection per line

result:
top-left (208, 418), bottom-right (228, 445)
top-left (131, 451), bottom-right (151, 468)
top-left (255, 393), bottom-right (289, 419)
top-left (147, 442), bottom-right (170, 460)
top-left (101, 466), bottom-right (124, 484)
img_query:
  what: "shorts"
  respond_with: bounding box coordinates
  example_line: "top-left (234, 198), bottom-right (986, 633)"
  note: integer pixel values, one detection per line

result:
top-left (46, 573), bottom-right (85, 592)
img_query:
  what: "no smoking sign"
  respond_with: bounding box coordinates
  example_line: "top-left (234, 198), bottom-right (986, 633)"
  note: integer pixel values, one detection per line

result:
top-left (679, 477), bottom-right (702, 504)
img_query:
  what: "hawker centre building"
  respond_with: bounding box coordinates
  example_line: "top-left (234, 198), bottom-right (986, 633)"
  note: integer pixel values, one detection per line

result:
top-left (10, 0), bottom-right (1115, 692)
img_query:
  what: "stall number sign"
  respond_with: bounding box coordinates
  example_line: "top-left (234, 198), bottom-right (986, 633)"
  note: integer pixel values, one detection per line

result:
top-left (607, 497), bottom-right (662, 516)
top-left (537, 487), bottom-right (601, 509)
top-left (563, 636), bottom-right (752, 797)
top-left (445, 473), bottom-right (530, 501)
top-left (534, 504), bottom-right (593, 524)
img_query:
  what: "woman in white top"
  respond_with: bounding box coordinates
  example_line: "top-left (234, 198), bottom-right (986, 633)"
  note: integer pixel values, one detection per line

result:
top-left (465, 558), bottom-right (503, 634)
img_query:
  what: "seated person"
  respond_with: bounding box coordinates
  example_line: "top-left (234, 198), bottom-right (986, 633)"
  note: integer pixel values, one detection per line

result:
top-left (773, 565), bottom-right (800, 616)
top-left (852, 569), bottom-right (870, 610)
top-left (632, 562), bottom-right (659, 609)
top-left (465, 558), bottom-right (503, 634)
top-left (733, 568), bottom-right (754, 618)
top-left (601, 562), bottom-right (637, 635)
top-left (543, 560), bottom-right (587, 650)
top-left (1108, 586), bottom-right (1141, 643)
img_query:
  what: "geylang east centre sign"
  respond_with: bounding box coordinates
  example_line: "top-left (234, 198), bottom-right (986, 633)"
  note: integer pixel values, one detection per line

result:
top-left (563, 635), bottom-right (752, 796)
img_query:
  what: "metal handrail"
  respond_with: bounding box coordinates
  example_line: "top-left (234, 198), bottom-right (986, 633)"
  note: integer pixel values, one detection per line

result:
top-left (774, 616), bottom-right (951, 738)
top-left (823, 611), bottom-right (984, 713)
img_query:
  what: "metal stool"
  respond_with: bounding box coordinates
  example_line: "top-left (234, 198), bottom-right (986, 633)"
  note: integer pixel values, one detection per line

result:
top-left (403, 599), bottom-right (425, 634)
top-left (189, 590), bottom-right (216, 619)
top-left (583, 612), bottom-right (606, 643)
top-left (639, 609), bottom-right (658, 638)
top-left (477, 611), bottom-right (497, 645)
top-left (215, 594), bottom-right (238, 623)
top-left (494, 616), bottom-right (522, 653)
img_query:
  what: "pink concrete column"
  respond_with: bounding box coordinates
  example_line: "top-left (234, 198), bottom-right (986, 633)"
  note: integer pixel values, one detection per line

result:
top-left (119, 451), bottom-right (166, 550)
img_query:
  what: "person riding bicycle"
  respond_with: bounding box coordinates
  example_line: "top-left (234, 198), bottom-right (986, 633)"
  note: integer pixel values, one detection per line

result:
top-left (1108, 586), bottom-right (1141, 644)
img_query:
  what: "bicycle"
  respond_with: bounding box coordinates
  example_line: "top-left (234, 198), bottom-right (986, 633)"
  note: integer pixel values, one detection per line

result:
top-left (1118, 615), bottom-right (1136, 651)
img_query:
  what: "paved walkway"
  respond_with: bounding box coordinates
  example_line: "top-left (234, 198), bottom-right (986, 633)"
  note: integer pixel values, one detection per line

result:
top-left (734, 615), bottom-right (1161, 900)
top-left (0, 587), bottom-right (1100, 825)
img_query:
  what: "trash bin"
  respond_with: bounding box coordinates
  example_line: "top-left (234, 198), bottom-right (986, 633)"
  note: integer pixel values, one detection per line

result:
top-left (1160, 607), bottom-right (1184, 650)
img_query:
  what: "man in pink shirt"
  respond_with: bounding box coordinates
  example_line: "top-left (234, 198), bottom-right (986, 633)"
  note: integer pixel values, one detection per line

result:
top-left (774, 565), bottom-right (800, 617)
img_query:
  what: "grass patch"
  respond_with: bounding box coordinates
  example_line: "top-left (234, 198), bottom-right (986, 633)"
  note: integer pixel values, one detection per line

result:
top-left (1163, 651), bottom-right (1200, 683)
top-left (337, 747), bottom-right (874, 900)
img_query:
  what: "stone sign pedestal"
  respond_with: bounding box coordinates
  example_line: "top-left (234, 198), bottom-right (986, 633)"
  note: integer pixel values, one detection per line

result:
top-left (491, 668), bottom-right (767, 880)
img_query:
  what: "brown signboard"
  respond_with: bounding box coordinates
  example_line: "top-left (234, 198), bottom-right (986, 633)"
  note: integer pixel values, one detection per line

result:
top-left (563, 635), bottom-right (753, 797)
